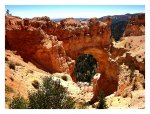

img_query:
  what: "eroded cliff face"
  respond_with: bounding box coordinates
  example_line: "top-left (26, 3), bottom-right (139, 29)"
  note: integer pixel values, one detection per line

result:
top-left (6, 16), bottom-right (71, 74)
top-left (111, 35), bottom-right (145, 99)
top-left (112, 35), bottom-right (145, 75)
top-left (59, 18), bottom-right (111, 59)
top-left (123, 14), bottom-right (145, 37)
top-left (24, 17), bottom-right (111, 59)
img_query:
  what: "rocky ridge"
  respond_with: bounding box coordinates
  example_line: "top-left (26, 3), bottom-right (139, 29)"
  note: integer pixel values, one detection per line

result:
top-left (123, 13), bottom-right (145, 37)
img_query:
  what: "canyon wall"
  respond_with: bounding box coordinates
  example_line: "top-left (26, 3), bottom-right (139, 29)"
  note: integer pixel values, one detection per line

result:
top-left (123, 13), bottom-right (145, 37)
top-left (28, 17), bottom-right (112, 59)
top-left (6, 16), bottom-right (70, 73)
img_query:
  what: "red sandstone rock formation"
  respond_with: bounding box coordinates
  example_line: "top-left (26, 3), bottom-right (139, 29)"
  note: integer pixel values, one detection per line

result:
top-left (83, 48), bottom-right (119, 103)
top-left (112, 35), bottom-right (145, 75)
top-left (5, 15), bottom-right (112, 77)
top-left (36, 17), bottom-right (112, 59)
top-left (111, 35), bottom-right (145, 99)
top-left (123, 14), bottom-right (145, 37)
top-left (6, 15), bottom-right (145, 106)
top-left (116, 64), bottom-right (144, 98)
top-left (5, 12), bottom-right (146, 109)
top-left (5, 16), bottom-right (70, 74)
top-left (5, 15), bottom-right (114, 104)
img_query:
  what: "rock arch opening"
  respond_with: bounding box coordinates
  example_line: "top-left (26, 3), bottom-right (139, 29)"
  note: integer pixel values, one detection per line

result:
top-left (73, 54), bottom-right (98, 83)
top-left (82, 48), bottom-right (119, 104)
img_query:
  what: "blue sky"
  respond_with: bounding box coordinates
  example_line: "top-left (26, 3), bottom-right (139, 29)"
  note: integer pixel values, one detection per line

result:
top-left (5, 5), bottom-right (145, 18)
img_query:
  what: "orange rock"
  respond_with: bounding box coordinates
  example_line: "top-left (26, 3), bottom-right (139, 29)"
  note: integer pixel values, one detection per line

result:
top-left (123, 14), bottom-right (145, 37)
top-left (5, 16), bottom-right (70, 74)
top-left (84, 48), bottom-right (119, 103)
top-left (5, 16), bottom-right (112, 75)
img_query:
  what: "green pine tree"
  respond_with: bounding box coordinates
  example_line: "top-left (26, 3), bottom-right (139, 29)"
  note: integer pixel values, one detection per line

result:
top-left (6, 9), bottom-right (10, 15)
top-left (97, 91), bottom-right (108, 109)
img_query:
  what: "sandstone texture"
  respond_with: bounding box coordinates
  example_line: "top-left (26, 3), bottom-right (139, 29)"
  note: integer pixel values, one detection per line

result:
top-left (123, 13), bottom-right (145, 37)
top-left (109, 33), bottom-right (145, 108)
top-left (5, 13), bottom-right (145, 109)
top-left (105, 90), bottom-right (145, 109)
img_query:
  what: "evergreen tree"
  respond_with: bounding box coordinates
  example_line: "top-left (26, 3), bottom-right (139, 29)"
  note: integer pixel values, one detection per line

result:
top-left (6, 9), bottom-right (10, 15)
top-left (97, 91), bottom-right (108, 109)
top-left (10, 77), bottom-right (75, 109)
top-left (74, 54), bottom-right (97, 82)
top-left (10, 95), bottom-right (28, 109)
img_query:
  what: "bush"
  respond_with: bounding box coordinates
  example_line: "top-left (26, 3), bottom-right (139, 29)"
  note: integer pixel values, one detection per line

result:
top-left (5, 85), bottom-right (14, 93)
top-left (28, 77), bottom-right (75, 109)
top-left (74, 54), bottom-right (97, 83)
top-left (9, 61), bottom-right (15, 70)
top-left (32, 80), bottom-right (39, 89)
top-left (5, 97), bottom-right (9, 103)
top-left (6, 9), bottom-right (10, 16)
top-left (9, 77), bottom-right (75, 109)
top-left (9, 95), bottom-right (28, 109)
top-left (96, 91), bottom-right (108, 109)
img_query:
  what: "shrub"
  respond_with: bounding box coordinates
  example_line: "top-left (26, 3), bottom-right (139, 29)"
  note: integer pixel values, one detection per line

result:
top-left (74, 54), bottom-right (97, 83)
top-left (5, 97), bottom-right (9, 103)
top-left (96, 91), bottom-right (108, 109)
top-left (9, 61), bottom-right (15, 70)
top-left (9, 95), bottom-right (28, 109)
top-left (75, 102), bottom-right (89, 109)
top-left (28, 77), bottom-right (75, 109)
top-left (32, 80), bottom-right (39, 89)
top-left (6, 9), bottom-right (10, 16)
top-left (5, 85), bottom-right (14, 93)
top-left (5, 57), bottom-right (8, 61)
top-left (9, 77), bottom-right (75, 109)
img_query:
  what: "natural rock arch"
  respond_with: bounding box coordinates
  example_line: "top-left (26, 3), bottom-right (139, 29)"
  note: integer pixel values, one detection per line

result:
top-left (69, 47), bottom-right (119, 103)
top-left (73, 48), bottom-right (119, 103)
top-left (5, 16), bottom-right (119, 104)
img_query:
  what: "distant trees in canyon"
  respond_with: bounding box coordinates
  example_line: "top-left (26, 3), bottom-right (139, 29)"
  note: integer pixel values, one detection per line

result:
top-left (74, 54), bottom-right (97, 83)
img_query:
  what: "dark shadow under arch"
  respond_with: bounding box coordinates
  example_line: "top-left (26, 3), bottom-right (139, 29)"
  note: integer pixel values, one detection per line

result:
top-left (73, 54), bottom-right (98, 82)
